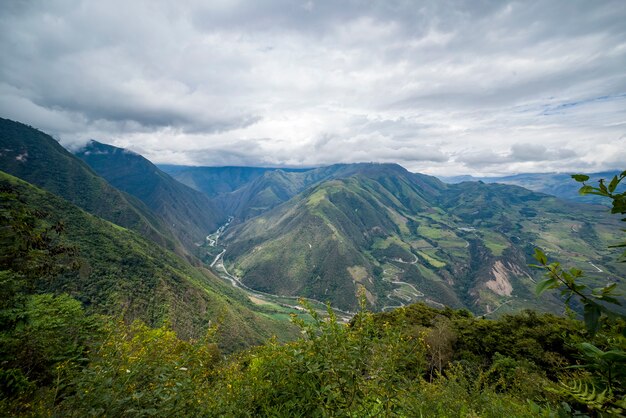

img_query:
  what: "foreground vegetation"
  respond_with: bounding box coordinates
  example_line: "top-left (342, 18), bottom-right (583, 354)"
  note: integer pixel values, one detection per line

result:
top-left (0, 294), bottom-right (590, 416)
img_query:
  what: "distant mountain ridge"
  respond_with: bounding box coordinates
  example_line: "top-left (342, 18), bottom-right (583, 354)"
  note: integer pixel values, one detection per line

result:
top-left (160, 165), bottom-right (312, 197)
top-left (439, 171), bottom-right (624, 205)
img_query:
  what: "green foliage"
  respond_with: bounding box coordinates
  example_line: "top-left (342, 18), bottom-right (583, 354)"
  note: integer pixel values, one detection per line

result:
top-left (532, 171), bottom-right (626, 415)
top-left (403, 363), bottom-right (548, 418)
top-left (208, 296), bottom-right (425, 417)
top-left (1, 295), bottom-right (585, 417)
top-left (13, 294), bottom-right (96, 381)
top-left (0, 293), bottom-right (97, 416)
top-left (379, 303), bottom-right (584, 380)
top-left (424, 315), bottom-right (456, 379)
top-left (559, 380), bottom-right (611, 411)
top-left (573, 171), bottom-right (626, 260)
top-left (55, 320), bottom-right (220, 417)
top-left (533, 248), bottom-right (620, 336)
top-left (204, 300), bottom-right (561, 417)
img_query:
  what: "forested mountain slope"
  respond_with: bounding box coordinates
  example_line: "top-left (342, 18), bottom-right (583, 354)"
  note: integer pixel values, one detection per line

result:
top-left (0, 118), bottom-right (182, 254)
top-left (76, 141), bottom-right (226, 251)
top-left (0, 170), bottom-right (297, 349)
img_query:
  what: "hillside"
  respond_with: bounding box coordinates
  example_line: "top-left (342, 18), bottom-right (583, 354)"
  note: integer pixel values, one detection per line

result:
top-left (76, 141), bottom-right (226, 251)
top-left (0, 118), bottom-right (182, 253)
top-left (218, 164), bottom-right (360, 220)
top-left (0, 170), bottom-right (297, 349)
top-left (221, 164), bottom-right (626, 313)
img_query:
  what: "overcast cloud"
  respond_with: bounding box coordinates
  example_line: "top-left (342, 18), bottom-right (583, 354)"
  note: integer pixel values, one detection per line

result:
top-left (0, 0), bottom-right (624, 175)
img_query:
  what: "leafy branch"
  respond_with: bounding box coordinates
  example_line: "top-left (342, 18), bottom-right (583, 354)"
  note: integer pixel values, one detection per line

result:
top-left (532, 171), bottom-right (626, 414)
top-left (573, 171), bottom-right (626, 260)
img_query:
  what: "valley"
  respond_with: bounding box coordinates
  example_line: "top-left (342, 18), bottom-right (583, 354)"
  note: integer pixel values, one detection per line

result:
top-left (4, 116), bottom-right (622, 320)
top-left (212, 166), bottom-right (625, 314)
top-left (204, 217), bottom-right (355, 322)
top-left (205, 216), bottom-right (427, 315)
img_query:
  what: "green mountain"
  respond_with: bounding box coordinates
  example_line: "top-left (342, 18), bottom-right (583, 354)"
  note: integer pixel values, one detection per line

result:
top-left (163, 163), bottom-right (425, 223)
top-left (0, 118), bottom-right (182, 254)
top-left (199, 163), bottom-right (422, 222)
top-left (0, 170), bottom-right (297, 349)
top-left (220, 165), bottom-right (355, 220)
top-left (221, 164), bottom-right (626, 313)
top-left (76, 141), bottom-right (225, 251)
top-left (440, 171), bottom-right (624, 206)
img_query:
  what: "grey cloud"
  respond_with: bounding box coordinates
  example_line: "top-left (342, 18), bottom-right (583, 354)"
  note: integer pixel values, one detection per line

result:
top-left (376, 146), bottom-right (448, 163)
top-left (191, 149), bottom-right (266, 167)
top-left (457, 143), bottom-right (580, 169)
top-left (509, 144), bottom-right (548, 162)
top-left (508, 143), bottom-right (579, 163)
top-left (0, 0), bottom-right (624, 174)
top-left (455, 150), bottom-right (505, 167)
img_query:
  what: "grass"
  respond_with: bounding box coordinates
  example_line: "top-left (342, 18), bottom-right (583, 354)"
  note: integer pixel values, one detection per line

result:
top-left (417, 250), bottom-right (446, 268)
top-left (409, 238), bottom-right (433, 249)
top-left (372, 235), bottom-right (411, 251)
top-left (417, 224), bottom-right (446, 239)
top-left (480, 231), bottom-right (509, 256)
top-left (416, 264), bottom-right (442, 282)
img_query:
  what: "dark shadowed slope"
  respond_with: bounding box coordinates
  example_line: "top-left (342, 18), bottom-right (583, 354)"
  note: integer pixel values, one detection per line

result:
top-left (0, 118), bottom-right (182, 253)
top-left (77, 140), bottom-right (226, 251)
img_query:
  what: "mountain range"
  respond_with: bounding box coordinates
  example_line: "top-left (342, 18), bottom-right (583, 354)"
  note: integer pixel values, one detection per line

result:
top-left (218, 165), bottom-right (625, 313)
top-left (0, 118), bottom-right (300, 351)
top-left (1, 117), bottom-right (625, 349)
top-left (162, 161), bottom-right (625, 314)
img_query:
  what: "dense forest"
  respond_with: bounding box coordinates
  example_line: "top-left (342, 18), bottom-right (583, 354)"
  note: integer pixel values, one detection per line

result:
top-left (1, 165), bottom-right (625, 416)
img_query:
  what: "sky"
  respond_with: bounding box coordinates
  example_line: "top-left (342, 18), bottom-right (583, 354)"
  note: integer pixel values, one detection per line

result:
top-left (0, 0), bottom-right (625, 176)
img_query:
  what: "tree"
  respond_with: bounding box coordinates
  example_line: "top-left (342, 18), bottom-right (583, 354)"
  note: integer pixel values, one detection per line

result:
top-left (424, 315), bottom-right (456, 380)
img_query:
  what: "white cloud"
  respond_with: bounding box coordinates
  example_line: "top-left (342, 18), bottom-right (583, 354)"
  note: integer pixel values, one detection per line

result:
top-left (0, 0), bottom-right (624, 175)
